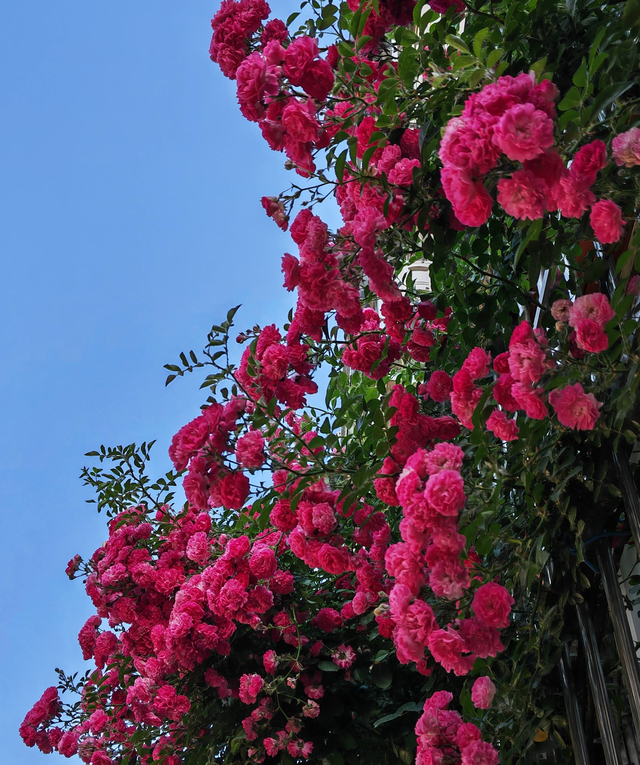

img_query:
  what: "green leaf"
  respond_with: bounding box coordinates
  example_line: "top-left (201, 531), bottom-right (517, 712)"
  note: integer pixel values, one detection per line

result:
top-left (318, 660), bottom-right (340, 672)
top-left (572, 59), bottom-right (587, 88)
top-left (337, 41), bottom-right (355, 57)
top-left (373, 702), bottom-right (423, 728)
top-left (623, 0), bottom-right (640, 30)
top-left (589, 81), bottom-right (634, 119)
top-left (473, 27), bottom-right (490, 59)
top-left (335, 148), bottom-right (348, 183)
top-left (486, 49), bottom-right (504, 69)
top-left (445, 35), bottom-right (470, 54)
top-left (558, 86), bottom-right (581, 111)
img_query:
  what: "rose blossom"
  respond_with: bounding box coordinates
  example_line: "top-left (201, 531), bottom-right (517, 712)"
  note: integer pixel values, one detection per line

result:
top-left (424, 443), bottom-right (464, 475)
top-left (571, 140), bottom-right (607, 187)
top-left (239, 673), bottom-right (264, 704)
top-left (493, 103), bottom-right (554, 162)
top-left (281, 99), bottom-right (319, 143)
top-left (282, 35), bottom-right (318, 85)
top-left (568, 293), bottom-right (615, 329)
top-left (548, 382), bottom-right (603, 430)
top-left (472, 582), bottom-right (514, 628)
top-left (235, 430), bottom-right (265, 469)
top-left (590, 199), bottom-right (625, 244)
top-left (511, 383), bottom-right (548, 420)
top-left (218, 471), bottom-right (250, 510)
top-left (612, 127), bottom-right (640, 167)
top-left (461, 740), bottom-right (500, 765)
top-left (574, 318), bottom-right (609, 353)
top-left (425, 370), bottom-right (453, 402)
top-left (497, 169), bottom-right (548, 220)
top-left (486, 410), bottom-right (519, 441)
top-left (551, 299), bottom-right (573, 323)
top-left (471, 676), bottom-right (496, 709)
top-left (424, 470), bottom-right (466, 516)
top-left (427, 628), bottom-right (475, 676)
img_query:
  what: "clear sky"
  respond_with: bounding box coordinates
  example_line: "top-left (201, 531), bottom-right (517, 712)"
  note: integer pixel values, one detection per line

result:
top-left (0, 1), bottom-right (307, 760)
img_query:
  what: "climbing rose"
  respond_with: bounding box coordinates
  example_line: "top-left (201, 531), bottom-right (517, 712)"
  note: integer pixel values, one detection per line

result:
top-left (612, 127), bottom-right (640, 167)
top-left (493, 103), bottom-right (554, 162)
top-left (219, 471), bottom-right (250, 509)
top-left (424, 470), bottom-right (466, 516)
top-left (497, 170), bottom-right (547, 220)
top-left (471, 676), bottom-right (496, 709)
top-left (590, 199), bottom-right (625, 244)
top-left (548, 382), bottom-right (603, 430)
top-left (472, 582), bottom-right (514, 628)
top-left (425, 370), bottom-right (453, 402)
top-left (574, 318), bottom-right (608, 353)
top-left (239, 674), bottom-right (264, 704)
top-left (235, 431), bottom-right (266, 469)
top-left (568, 293), bottom-right (615, 329)
top-left (551, 299), bottom-right (573, 323)
top-left (486, 410), bottom-right (519, 441)
top-left (461, 740), bottom-right (500, 765)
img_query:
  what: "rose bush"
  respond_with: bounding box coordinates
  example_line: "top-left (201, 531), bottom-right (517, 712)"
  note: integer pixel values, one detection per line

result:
top-left (21, 0), bottom-right (640, 763)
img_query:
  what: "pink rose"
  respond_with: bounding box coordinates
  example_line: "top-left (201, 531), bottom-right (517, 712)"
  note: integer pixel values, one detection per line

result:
top-left (219, 471), bottom-right (250, 510)
top-left (551, 298), bottom-right (573, 322)
top-left (235, 53), bottom-right (279, 122)
top-left (283, 36), bottom-right (319, 85)
top-left (462, 347), bottom-right (491, 380)
top-left (249, 546), bottom-right (277, 579)
top-left (387, 158), bottom-right (421, 187)
top-left (568, 293), bottom-right (615, 329)
top-left (471, 676), bottom-right (496, 709)
top-left (590, 199), bottom-right (625, 244)
top-left (313, 607), bottom-right (343, 633)
top-left (508, 339), bottom-right (547, 384)
top-left (461, 741), bottom-right (500, 765)
top-left (239, 673), bottom-right (264, 704)
top-left (457, 723), bottom-right (481, 750)
top-left (424, 470), bottom-right (466, 516)
top-left (425, 371), bottom-right (453, 402)
top-left (612, 127), bottom-right (640, 167)
top-left (235, 430), bottom-right (266, 469)
top-left (262, 196), bottom-right (288, 231)
top-left (441, 168), bottom-right (493, 228)
top-left (511, 383), bottom-right (548, 420)
top-left (574, 318), bottom-right (608, 353)
top-left (571, 140), bottom-right (607, 187)
top-left (317, 543), bottom-right (351, 574)
top-left (427, 628), bottom-right (475, 675)
top-left (548, 382), bottom-right (603, 430)
top-left (497, 169), bottom-right (547, 220)
top-left (300, 58), bottom-right (335, 100)
top-left (424, 443), bottom-right (464, 475)
top-left (282, 99), bottom-right (320, 143)
top-left (493, 103), bottom-right (554, 162)
top-left (429, 557), bottom-right (471, 600)
top-left (458, 617), bottom-right (504, 658)
top-left (486, 410), bottom-right (519, 441)
top-left (556, 173), bottom-right (596, 218)
top-left (472, 582), bottom-right (514, 628)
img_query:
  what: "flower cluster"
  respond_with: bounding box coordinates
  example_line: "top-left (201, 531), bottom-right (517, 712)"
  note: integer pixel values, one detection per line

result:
top-left (384, 436), bottom-right (513, 675)
top-left (415, 691), bottom-right (499, 765)
top-left (440, 72), bottom-right (626, 241)
top-left (448, 300), bottom-right (611, 439)
top-left (169, 398), bottom-right (252, 510)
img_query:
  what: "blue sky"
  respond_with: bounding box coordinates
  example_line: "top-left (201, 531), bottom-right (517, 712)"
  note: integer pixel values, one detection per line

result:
top-left (0, 1), bottom-right (309, 760)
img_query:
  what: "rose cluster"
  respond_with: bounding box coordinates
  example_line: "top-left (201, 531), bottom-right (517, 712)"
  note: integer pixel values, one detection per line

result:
top-left (415, 691), bottom-right (499, 765)
top-left (440, 72), bottom-right (626, 243)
